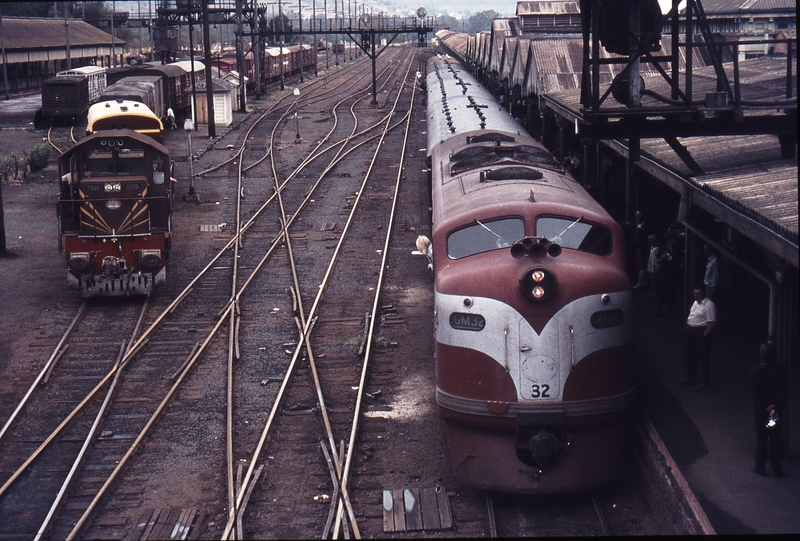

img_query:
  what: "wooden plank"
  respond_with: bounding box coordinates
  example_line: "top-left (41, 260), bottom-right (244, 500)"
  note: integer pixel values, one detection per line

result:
top-left (170, 508), bottom-right (194, 540)
top-left (168, 509), bottom-right (189, 540)
top-left (149, 508), bottom-right (181, 540)
top-left (418, 487), bottom-right (441, 530)
top-left (163, 508), bottom-right (184, 540)
top-left (404, 488), bottom-right (423, 531)
top-left (187, 510), bottom-right (210, 541)
top-left (140, 508), bottom-right (163, 541)
top-left (382, 490), bottom-right (395, 532)
top-left (124, 509), bottom-right (153, 541)
top-left (391, 489), bottom-right (405, 531)
top-left (146, 507), bottom-right (171, 541)
top-left (436, 486), bottom-right (453, 529)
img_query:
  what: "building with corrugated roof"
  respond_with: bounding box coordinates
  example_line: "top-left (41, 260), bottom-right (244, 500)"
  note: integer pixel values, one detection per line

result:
top-left (683, 0), bottom-right (797, 58)
top-left (0, 16), bottom-right (125, 94)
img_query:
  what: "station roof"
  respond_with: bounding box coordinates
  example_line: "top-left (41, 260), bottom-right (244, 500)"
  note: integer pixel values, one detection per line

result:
top-left (0, 16), bottom-right (124, 50)
top-left (516, 1), bottom-right (580, 16)
top-left (544, 56), bottom-right (798, 267)
top-left (695, 0), bottom-right (796, 13)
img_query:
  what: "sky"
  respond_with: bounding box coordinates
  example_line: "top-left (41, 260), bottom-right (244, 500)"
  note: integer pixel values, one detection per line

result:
top-left (116, 0), bottom-right (685, 20)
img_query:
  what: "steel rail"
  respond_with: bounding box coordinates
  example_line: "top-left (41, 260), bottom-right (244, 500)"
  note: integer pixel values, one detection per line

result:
top-left (221, 76), bottom-right (369, 541)
top-left (221, 52), bottom-right (418, 539)
top-left (65, 298), bottom-right (239, 540)
top-left (486, 491), bottom-right (498, 537)
top-left (591, 492), bottom-right (611, 535)
top-left (35, 298), bottom-right (150, 540)
top-left (0, 301), bottom-right (86, 444)
top-left (0, 302), bottom-right (153, 497)
top-left (47, 126), bottom-right (63, 154)
top-left (195, 46), bottom-right (406, 178)
top-left (333, 57), bottom-right (418, 540)
top-left (22, 46), bottom-right (414, 540)
top-left (224, 134), bottom-right (249, 532)
top-left (55, 55), bottom-right (387, 540)
top-left (2, 56), bottom-right (381, 533)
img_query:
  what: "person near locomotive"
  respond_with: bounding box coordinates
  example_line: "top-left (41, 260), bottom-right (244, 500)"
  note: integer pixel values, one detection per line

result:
top-left (630, 210), bottom-right (650, 289)
top-left (655, 234), bottom-right (683, 316)
top-left (749, 342), bottom-right (788, 477)
top-left (681, 284), bottom-right (716, 391)
top-left (704, 243), bottom-right (720, 299)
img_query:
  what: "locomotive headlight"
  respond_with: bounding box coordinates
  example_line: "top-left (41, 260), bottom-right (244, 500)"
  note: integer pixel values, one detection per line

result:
top-left (521, 267), bottom-right (556, 301)
top-left (106, 199), bottom-right (122, 209)
top-left (68, 252), bottom-right (91, 271)
top-left (140, 249), bottom-right (162, 268)
top-left (104, 182), bottom-right (122, 192)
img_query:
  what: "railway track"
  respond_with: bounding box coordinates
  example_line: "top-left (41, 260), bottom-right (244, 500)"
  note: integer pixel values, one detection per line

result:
top-left (47, 125), bottom-right (78, 154)
top-left (0, 44), bottom-right (423, 540)
top-left (0, 45), bottom-right (667, 540)
top-left (485, 490), bottom-right (611, 537)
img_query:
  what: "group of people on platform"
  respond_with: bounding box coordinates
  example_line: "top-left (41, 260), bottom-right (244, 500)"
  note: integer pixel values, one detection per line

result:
top-left (627, 211), bottom-right (787, 479)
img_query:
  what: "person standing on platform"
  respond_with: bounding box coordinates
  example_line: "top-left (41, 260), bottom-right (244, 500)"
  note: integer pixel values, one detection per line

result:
top-left (680, 284), bottom-right (716, 391)
top-left (630, 211), bottom-right (650, 288)
top-left (749, 343), bottom-right (788, 477)
top-left (656, 234), bottom-right (683, 316)
top-left (704, 244), bottom-right (720, 299)
top-left (646, 234), bottom-right (662, 295)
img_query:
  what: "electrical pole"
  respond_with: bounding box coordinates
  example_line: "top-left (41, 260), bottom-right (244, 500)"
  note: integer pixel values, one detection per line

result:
top-left (1, 14), bottom-right (10, 100)
top-left (202, 0), bottom-right (216, 137)
top-left (236, 0), bottom-right (245, 112)
top-left (64, 2), bottom-right (71, 69)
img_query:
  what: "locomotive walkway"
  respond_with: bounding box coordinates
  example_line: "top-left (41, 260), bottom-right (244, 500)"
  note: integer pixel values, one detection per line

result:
top-left (631, 288), bottom-right (800, 534)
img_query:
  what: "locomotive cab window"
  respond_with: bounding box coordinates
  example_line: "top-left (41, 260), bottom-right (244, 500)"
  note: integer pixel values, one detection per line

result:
top-left (447, 217), bottom-right (524, 259)
top-left (84, 149), bottom-right (114, 176)
top-left (116, 148), bottom-right (146, 175)
top-left (536, 216), bottom-right (613, 256)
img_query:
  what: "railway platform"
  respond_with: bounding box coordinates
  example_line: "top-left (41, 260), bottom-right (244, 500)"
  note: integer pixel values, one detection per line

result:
top-left (632, 288), bottom-right (799, 534)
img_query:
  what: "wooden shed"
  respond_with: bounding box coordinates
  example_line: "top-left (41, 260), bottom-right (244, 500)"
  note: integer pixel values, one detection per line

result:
top-left (186, 76), bottom-right (236, 127)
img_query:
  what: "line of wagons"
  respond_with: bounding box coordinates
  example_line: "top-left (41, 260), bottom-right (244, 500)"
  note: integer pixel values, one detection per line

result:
top-left (209, 44), bottom-right (315, 89)
top-left (39, 61), bottom-right (206, 125)
top-left (42, 43), bottom-right (316, 125)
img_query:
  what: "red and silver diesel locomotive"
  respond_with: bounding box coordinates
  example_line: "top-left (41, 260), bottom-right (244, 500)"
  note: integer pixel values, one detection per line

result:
top-left (426, 56), bottom-right (634, 493)
top-left (57, 130), bottom-right (173, 297)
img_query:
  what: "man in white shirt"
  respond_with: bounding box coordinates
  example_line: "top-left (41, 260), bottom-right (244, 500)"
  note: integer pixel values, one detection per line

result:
top-left (166, 107), bottom-right (177, 130)
top-left (680, 284), bottom-right (717, 391)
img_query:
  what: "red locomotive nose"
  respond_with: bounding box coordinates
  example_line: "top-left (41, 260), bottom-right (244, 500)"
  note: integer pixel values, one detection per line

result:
top-left (521, 267), bottom-right (557, 301)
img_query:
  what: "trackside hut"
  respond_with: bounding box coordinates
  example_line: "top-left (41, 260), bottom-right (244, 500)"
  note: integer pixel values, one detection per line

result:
top-left (186, 76), bottom-right (235, 127)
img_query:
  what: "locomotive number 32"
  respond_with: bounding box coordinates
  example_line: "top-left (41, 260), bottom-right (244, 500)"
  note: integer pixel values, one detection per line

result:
top-left (530, 384), bottom-right (551, 398)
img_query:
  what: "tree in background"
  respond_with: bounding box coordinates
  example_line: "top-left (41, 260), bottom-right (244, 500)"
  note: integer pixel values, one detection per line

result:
top-left (435, 10), bottom-right (502, 35)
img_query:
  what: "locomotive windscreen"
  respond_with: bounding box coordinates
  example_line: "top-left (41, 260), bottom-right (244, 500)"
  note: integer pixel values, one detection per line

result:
top-left (447, 217), bottom-right (524, 259)
top-left (536, 216), bottom-right (613, 256)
